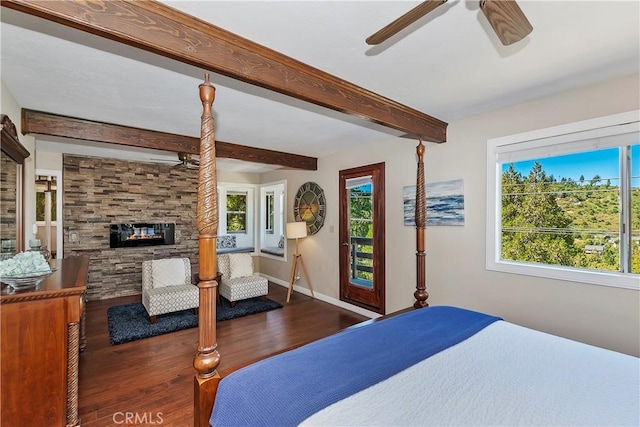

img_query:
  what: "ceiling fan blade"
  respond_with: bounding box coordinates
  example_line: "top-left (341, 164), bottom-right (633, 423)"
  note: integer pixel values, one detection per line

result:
top-left (366, 0), bottom-right (447, 45)
top-left (480, 0), bottom-right (532, 46)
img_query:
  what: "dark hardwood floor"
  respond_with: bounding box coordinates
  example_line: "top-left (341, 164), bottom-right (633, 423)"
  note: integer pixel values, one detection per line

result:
top-left (79, 283), bottom-right (368, 426)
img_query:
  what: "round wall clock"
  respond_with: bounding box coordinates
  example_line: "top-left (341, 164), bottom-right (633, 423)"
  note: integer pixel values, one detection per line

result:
top-left (294, 181), bottom-right (326, 235)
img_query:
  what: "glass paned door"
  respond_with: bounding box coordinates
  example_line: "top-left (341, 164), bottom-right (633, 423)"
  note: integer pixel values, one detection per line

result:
top-left (339, 163), bottom-right (385, 314)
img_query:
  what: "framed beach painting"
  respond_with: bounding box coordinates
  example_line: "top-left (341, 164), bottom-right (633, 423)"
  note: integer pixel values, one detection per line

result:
top-left (403, 179), bottom-right (465, 226)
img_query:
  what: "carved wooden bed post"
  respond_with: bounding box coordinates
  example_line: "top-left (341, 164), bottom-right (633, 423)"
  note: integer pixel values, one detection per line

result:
top-left (414, 140), bottom-right (429, 308)
top-left (194, 73), bottom-right (221, 427)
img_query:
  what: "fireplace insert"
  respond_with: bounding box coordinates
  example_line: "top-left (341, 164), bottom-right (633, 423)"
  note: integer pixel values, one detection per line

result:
top-left (109, 223), bottom-right (175, 248)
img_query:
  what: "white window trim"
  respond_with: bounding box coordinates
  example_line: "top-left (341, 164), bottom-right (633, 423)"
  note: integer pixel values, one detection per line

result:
top-left (258, 180), bottom-right (287, 262)
top-left (218, 183), bottom-right (255, 249)
top-left (486, 110), bottom-right (640, 291)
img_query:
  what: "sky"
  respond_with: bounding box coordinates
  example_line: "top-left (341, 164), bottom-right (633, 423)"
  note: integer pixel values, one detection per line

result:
top-left (503, 145), bottom-right (639, 187)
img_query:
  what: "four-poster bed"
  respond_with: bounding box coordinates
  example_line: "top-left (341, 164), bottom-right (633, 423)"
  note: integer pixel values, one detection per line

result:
top-left (192, 75), bottom-right (638, 427)
top-left (191, 72), bottom-right (438, 424)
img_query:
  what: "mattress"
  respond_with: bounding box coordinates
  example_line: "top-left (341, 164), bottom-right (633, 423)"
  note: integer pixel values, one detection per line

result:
top-left (210, 306), bottom-right (639, 426)
top-left (303, 321), bottom-right (640, 426)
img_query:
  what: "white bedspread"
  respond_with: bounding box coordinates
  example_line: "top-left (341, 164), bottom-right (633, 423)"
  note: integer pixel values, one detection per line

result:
top-left (302, 321), bottom-right (640, 426)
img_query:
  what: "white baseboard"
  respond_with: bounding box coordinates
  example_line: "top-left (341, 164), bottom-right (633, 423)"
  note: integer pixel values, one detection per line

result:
top-left (259, 273), bottom-right (381, 319)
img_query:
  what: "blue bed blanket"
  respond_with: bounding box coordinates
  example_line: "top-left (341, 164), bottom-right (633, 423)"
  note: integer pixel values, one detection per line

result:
top-left (210, 306), bottom-right (501, 427)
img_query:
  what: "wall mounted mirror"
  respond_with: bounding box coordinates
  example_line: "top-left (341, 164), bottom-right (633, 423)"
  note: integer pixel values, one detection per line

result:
top-left (1, 114), bottom-right (30, 254)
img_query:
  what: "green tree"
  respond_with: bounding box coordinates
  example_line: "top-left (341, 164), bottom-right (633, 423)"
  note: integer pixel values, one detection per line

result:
top-left (632, 242), bottom-right (640, 274)
top-left (502, 162), bottom-right (577, 266)
top-left (36, 191), bottom-right (57, 221)
top-left (349, 187), bottom-right (372, 238)
top-left (501, 163), bottom-right (523, 227)
top-left (348, 186), bottom-right (373, 281)
top-left (226, 193), bottom-right (247, 232)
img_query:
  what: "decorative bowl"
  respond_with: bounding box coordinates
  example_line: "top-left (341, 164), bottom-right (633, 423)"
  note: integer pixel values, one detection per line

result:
top-left (0, 269), bottom-right (57, 290)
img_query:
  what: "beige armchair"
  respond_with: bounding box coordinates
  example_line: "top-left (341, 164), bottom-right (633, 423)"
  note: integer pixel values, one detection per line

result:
top-left (142, 258), bottom-right (199, 323)
top-left (217, 253), bottom-right (268, 307)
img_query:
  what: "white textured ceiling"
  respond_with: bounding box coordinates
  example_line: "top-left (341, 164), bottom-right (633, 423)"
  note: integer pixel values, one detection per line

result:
top-left (1, 1), bottom-right (639, 171)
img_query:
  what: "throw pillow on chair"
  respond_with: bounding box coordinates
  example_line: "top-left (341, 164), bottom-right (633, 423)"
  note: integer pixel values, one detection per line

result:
top-left (229, 253), bottom-right (254, 278)
top-left (217, 254), bottom-right (268, 307)
top-left (141, 258), bottom-right (199, 324)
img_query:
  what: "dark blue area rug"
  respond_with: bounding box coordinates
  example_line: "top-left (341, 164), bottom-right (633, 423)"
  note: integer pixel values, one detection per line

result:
top-left (107, 297), bottom-right (282, 345)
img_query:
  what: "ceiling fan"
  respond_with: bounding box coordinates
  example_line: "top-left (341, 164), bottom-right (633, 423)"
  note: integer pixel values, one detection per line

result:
top-left (173, 152), bottom-right (199, 169)
top-left (366, 0), bottom-right (533, 46)
top-left (152, 152), bottom-right (200, 169)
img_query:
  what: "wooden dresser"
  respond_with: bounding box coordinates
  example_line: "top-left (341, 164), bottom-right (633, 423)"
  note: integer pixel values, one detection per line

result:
top-left (1, 256), bottom-right (89, 426)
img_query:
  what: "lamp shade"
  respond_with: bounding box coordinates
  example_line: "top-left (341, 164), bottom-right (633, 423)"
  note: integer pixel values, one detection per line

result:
top-left (286, 222), bottom-right (307, 239)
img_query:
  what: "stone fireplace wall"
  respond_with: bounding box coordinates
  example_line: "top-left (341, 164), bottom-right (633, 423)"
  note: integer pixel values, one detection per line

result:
top-left (63, 155), bottom-right (200, 300)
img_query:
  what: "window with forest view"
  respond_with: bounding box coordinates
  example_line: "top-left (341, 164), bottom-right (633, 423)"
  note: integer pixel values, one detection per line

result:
top-left (487, 112), bottom-right (639, 290)
top-left (226, 191), bottom-right (247, 234)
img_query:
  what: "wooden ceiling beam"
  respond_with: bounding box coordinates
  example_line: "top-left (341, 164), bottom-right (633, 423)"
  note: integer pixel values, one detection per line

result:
top-left (21, 109), bottom-right (318, 171)
top-left (3, 0), bottom-right (447, 143)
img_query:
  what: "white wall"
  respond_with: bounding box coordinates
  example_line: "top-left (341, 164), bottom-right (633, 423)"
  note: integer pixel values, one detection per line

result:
top-left (218, 170), bottom-right (260, 185)
top-left (260, 73), bottom-right (640, 356)
top-left (259, 137), bottom-right (447, 315)
top-left (425, 73), bottom-right (640, 357)
top-left (35, 150), bottom-right (62, 171)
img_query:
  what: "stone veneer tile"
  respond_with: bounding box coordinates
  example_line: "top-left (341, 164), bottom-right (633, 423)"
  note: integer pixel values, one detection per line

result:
top-left (64, 155), bottom-right (202, 300)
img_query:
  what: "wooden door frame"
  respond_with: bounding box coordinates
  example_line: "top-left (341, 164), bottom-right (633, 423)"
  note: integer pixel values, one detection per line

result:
top-left (338, 162), bottom-right (385, 314)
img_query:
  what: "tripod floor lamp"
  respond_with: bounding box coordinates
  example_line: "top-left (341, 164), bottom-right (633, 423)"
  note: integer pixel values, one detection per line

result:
top-left (286, 221), bottom-right (315, 303)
